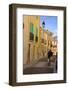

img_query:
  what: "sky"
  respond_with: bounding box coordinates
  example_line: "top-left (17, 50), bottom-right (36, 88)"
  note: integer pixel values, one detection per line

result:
top-left (40, 16), bottom-right (57, 36)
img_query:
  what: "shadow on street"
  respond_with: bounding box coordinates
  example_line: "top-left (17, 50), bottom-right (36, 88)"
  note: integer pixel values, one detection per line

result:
top-left (23, 55), bottom-right (57, 75)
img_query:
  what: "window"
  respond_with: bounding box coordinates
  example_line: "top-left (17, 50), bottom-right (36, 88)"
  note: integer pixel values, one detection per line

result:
top-left (30, 23), bottom-right (34, 34)
top-left (30, 23), bottom-right (34, 41)
top-left (44, 40), bottom-right (46, 45)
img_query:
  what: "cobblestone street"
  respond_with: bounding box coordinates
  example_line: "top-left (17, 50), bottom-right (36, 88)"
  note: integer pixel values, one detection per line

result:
top-left (23, 56), bottom-right (57, 75)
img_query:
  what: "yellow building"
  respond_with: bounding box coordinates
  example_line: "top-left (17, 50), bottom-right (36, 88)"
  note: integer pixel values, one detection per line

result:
top-left (39, 28), bottom-right (54, 56)
top-left (23, 15), bottom-right (40, 64)
top-left (39, 27), bottom-right (48, 57)
top-left (44, 31), bottom-right (48, 56)
top-left (45, 29), bottom-right (53, 50)
top-left (45, 30), bottom-right (57, 55)
top-left (51, 37), bottom-right (57, 55)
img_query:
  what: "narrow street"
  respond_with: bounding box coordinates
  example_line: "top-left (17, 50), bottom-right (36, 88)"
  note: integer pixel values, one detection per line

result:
top-left (23, 15), bottom-right (57, 75)
top-left (23, 56), bottom-right (57, 75)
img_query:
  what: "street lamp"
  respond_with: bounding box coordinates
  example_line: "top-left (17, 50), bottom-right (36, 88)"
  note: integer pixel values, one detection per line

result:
top-left (42, 21), bottom-right (45, 29)
top-left (42, 21), bottom-right (45, 41)
top-left (42, 21), bottom-right (45, 40)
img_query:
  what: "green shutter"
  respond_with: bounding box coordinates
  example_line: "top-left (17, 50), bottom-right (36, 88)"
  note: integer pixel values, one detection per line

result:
top-left (30, 23), bottom-right (34, 41)
top-left (30, 23), bottom-right (34, 34)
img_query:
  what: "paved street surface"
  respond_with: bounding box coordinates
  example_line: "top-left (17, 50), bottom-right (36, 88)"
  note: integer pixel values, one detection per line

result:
top-left (23, 56), bottom-right (57, 75)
